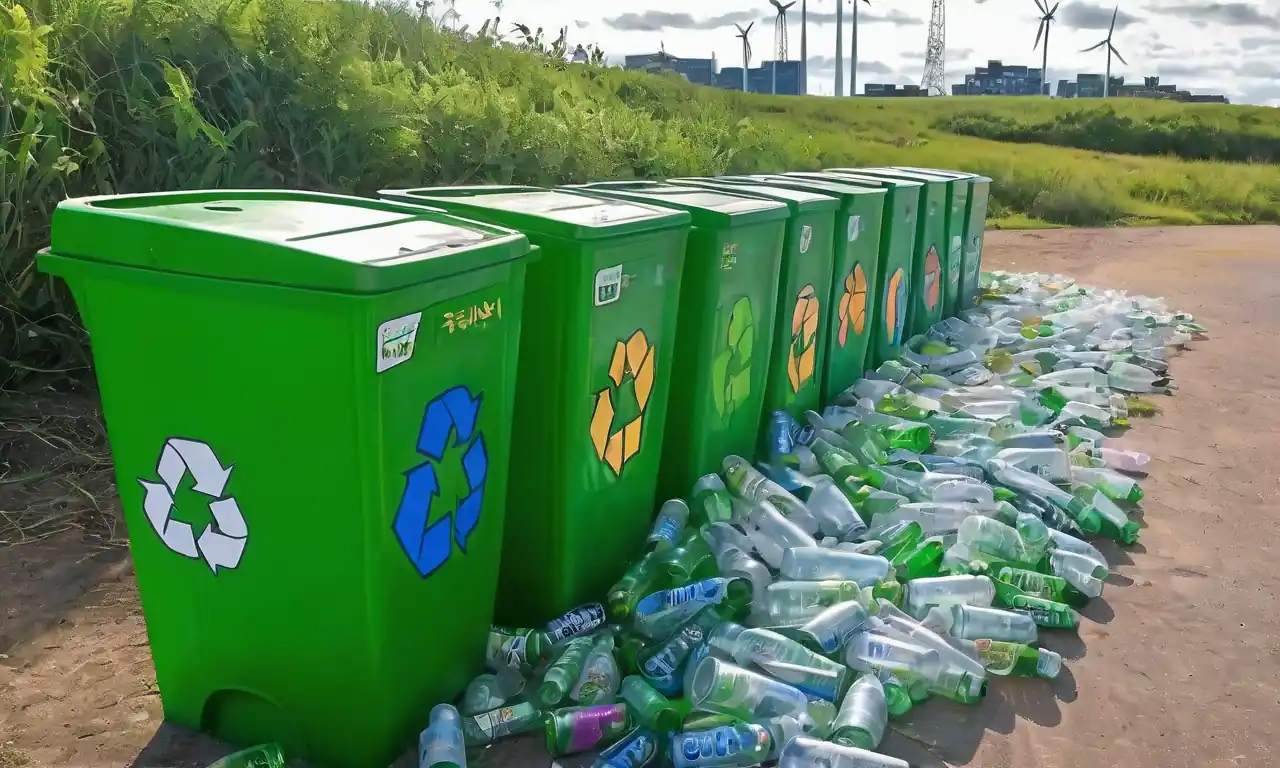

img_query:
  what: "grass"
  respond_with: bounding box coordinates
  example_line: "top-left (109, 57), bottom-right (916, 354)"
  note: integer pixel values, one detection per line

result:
top-left (2, 0), bottom-right (1279, 396)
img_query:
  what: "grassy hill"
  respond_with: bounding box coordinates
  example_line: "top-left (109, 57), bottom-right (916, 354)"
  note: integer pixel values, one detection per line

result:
top-left (3, 0), bottom-right (1280, 388)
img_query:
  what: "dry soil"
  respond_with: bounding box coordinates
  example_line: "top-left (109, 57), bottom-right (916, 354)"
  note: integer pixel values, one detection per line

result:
top-left (2, 226), bottom-right (1279, 768)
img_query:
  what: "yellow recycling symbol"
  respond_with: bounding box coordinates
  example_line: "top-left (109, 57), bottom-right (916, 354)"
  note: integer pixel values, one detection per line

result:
top-left (589, 330), bottom-right (655, 475)
top-left (787, 285), bottom-right (819, 394)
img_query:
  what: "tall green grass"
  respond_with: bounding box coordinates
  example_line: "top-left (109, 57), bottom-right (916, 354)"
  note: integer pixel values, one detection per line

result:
top-left (3, 0), bottom-right (1279, 388)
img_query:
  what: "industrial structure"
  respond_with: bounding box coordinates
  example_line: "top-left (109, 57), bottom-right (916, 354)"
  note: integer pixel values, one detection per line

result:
top-left (1056, 75), bottom-right (1228, 102)
top-left (952, 61), bottom-right (1045, 96)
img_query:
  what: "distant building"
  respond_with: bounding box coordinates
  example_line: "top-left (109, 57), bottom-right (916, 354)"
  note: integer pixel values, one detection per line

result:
top-left (623, 51), bottom-right (807, 94)
top-left (1056, 74), bottom-right (1228, 102)
top-left (864, 83), bottom-right (925, 97)
top-left (952, 60), bottom-right (1044, 96)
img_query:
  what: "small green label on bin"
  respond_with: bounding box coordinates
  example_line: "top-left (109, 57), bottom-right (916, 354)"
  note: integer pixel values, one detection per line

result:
top-left (376, 311), bottom-right (422, 373)
top-left (594, 265), bottom-right (623, 306)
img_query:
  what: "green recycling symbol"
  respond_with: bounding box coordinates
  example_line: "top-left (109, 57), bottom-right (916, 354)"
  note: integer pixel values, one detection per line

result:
top-left (712, 296), bottom-right (755, 423)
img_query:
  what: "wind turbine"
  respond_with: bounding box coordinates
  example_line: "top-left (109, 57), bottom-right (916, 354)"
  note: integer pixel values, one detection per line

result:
top-left (850, 0), bottom-right (870, 96)
top-left (800, 1), bottom-right (808, 93)
top-left (771, 0), bottom-right (795, 94)
top-left (1081, 6), bottom-right (1126, 97)
top-left (1033, 0), bottom-right (1059, 95)
top-left (736, 22), bottom-right (755, 92)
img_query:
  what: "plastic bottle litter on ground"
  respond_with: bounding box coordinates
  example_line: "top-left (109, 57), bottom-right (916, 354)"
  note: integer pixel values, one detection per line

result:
top-left (377, 270), bottom-right (1204, 768)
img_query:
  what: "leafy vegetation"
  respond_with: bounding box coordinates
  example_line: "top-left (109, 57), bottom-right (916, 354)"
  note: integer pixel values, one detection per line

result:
top-left (3, 0), bottom-right (1279, 388)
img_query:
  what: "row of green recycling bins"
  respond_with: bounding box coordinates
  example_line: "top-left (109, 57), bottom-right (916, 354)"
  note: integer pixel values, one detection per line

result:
top-left (38, 167), bottom-right (990, 767)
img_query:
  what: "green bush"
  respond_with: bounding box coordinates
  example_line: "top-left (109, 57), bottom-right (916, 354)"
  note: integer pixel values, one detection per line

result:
top-left (936, 107), bottom-right (1280, 164)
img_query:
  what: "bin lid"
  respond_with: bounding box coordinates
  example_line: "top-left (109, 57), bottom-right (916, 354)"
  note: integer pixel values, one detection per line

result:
top-left (565, 182), bottom-right (789, 228)
top-left (829, 168), bottom-right (950, 188)
top-left (378, 187), bottom-right (690, 241)
top-left (666, 178), bottom-right (840, 215)
top-left (892, 167), bottom-right (993, 183)
top-left (46, 190), bottom-right (530, 293)
top-left (794, 171), bottom-right (923, 192)
top-left (746, 174), bottom-right (893, 204)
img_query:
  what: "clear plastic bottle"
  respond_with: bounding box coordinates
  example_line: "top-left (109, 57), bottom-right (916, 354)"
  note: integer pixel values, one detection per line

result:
top-left (991, 447), bottom-right (1071, 483)
top-left (793, 600), bottom-right (871, 654)
top-left (462, 669), bottom-right (525, 714)
top-left (778, 736), bottom-right (910, 767)
top-left (669, 722), bottom-right (774, 767)
top-left (725, 626), bottom-right (852, 702)
top-left (692, 474), bottom-right (735, 525)
top-left (779, 547), bottom-right (891, 585)
top-left (956, 516), bottom-right (1039, 566)
top-left (1048, 549), bottom-right (1108, 599)
top-left (722, 456), bottom-right (816, 531)
top-left (829, 675), bottom-right (888, 751)
top-left (619, 675), bottom-right (682, 734)
top-left (647, 499), bottom-right (690, 553)
top-left (633, 577), bottom-right (752, 639)
top-left (714, 545), bottom-right (773, 613)
top-left (744, 500), bottom-right (818, 568)
top-left (805, 475), bottom-right (870, 540)
top-left (572, 633), bottom-right (621, 705)
top-left (902, 574), bottom-right (996, 619)
top-left (874, 501), bottom-right (996, 538)
top-left (761, 580), bottom-right (864, 626)
top-left (686, 656), bottom-right (811, 723)
top-left (845, 631), bottom-right (943, 688)
top-left (538, 635), bottom-right (596, 707)
top-left (938, 604), bottom-right (1039, 645)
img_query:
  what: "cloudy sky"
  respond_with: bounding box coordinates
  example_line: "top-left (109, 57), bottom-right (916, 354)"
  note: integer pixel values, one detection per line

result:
top-left (445, 0), bottom-right (1280, 105)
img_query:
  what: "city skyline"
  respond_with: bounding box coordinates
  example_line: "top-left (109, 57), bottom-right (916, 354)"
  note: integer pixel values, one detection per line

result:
top-left (445, 0), bottom-right (1278, 105)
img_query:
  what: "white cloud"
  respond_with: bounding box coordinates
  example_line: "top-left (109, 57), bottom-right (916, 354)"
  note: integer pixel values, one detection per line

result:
top-left (448, 0), bottom-right (1277, 103)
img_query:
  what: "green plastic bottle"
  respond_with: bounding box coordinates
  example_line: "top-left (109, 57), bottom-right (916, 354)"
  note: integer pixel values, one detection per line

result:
top-left (880, 423), bottom-right (935, 453)
top-left (545, 704), bottom-right (632, 756)
top-left (205, 744), bottom-right (284, 768)
top-left (984, 562), bottom-right (1090, 608)
top-left (876, 521), bottom-right (924, 562)
top-left (893, 539), bottom-right (944, 582)
top-left (538, 636), bottom-right (596, 708)
top-left (661, 528), bottom-right (717, 583)
top-left (607, 550), bottom-right (668, 622)
top-left (462, 701), bottom-right (544, 746)
top-left (991, 579), bottom-right (1080, 629)
top-left (971, 639), bottom-right (1063, 679)
top-left (1074, 484), bottom-right (1140, 544)
top-left (692, 474), bottom-right (735, 526)
top-left (619, 675), bottom-right (683, 733)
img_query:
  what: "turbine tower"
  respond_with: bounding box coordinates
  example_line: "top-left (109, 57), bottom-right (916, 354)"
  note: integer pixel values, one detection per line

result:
top-left (736, 22), bottom-right (755, 92)
top-left (850, 0), bottom-right (870, 96)
top-left (1034, 0), bottom-right (1059, 95)
top-left (1081, 6), bottom-right (1125, 97)
top-left (800, 0), bottom-right (808, 93)
top-left (921, 0), bottom-right (945, 96)
top-left (771, 0), bottom-right (795, 94)
top-left (835, 0), bottom-right (845, 97)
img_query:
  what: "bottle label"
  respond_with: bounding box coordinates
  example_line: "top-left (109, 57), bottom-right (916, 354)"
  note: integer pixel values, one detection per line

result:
top-left (566, 705), bottom-right (628, 752)
top-left (600, 729), bottom-right (659, 767)
top-left (486, 629), bottom-right (529, 670)
top-left (674, 725), bottom-right (760, 767)
top-left (468, 703), bottom-right (539, 740)
top-left (650, 515), bottom-right (683, 547)
top-left (546, 604), bottom-right (606, 643)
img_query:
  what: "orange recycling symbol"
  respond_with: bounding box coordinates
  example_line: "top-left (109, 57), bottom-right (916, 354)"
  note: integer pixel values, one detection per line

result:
top-left (924, 245), bottom-right (941, 310)
top-left (837, 263), bottom-right (869, 347)
top-left (787, 285), bottom-right (820, 394)
top-left (589, 330), bottom-right (655, 475)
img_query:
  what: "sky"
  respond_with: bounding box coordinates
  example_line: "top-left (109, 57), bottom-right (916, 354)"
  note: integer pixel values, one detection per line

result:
top-left (443, 0), bottom-right (1280, 106)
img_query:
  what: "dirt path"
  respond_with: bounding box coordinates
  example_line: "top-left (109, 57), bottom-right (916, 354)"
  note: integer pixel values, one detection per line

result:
top-left (2, 226), bottom-right (1278, 768)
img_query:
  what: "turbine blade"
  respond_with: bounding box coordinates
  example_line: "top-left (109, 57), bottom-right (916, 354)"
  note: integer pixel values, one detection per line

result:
top-left (1050, 1), bottom-right (1060, 15)
top-left (1109, 6), bottom-right (1118, 33)
top-left (771, 0), bottom-right (782, 9)
top-left (1034, 0), bottom-right (1048, 14)
top-left (1081, 40), bottom-right (1106, 52)
top-left (1111, 45), bottom-right (1127, 65)
top-left (1034, 22), bottom-right (1045, 49)
top-left (747, 21), bottom-right (755, 32)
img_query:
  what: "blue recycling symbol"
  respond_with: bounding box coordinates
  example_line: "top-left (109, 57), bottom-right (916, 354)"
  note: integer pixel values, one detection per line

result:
top-left (392, 385), bottom-right (488, 578)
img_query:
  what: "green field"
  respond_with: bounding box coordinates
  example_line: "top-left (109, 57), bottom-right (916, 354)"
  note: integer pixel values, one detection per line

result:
top-left (3, 0), bottom-right (1280, 387)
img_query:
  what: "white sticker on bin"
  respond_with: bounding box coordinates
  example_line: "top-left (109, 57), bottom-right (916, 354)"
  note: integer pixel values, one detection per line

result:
top-left (376, 312), bottom-right (423, 373)
top-left (594, 265), bottom-right (623, 306)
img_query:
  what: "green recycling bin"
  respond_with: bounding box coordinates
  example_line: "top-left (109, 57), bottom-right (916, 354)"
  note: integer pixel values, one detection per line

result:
top-left (667, 177), bottom-right (839, 420)
top-left (37, 190), bottom-right (535, 767)
top-left (378, 185), bottom-right (690, 626)
top-left (715, 175), bottom-right (886, 404)
top-left (892, 168), bottom-right (992, 310)
top-left (828, 168), bottom-right (948, 337)
top-left (565, 182), bottom-right (788, 499)
top-left (785, 172), bottom-right (920, 370)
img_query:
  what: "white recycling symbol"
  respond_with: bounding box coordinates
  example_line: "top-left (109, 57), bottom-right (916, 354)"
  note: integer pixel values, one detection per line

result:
top-left (138, 438), bottom-right (247, 574)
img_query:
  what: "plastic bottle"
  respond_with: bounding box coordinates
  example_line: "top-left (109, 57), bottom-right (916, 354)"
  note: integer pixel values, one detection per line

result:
top-left (685, 656), bottom-right (810, 722)
top-left (714, 546), bottom-right (773, 612)
top-left (692, 474), bottom-right (735, 525)
top-left (981, 562), bottom-right (1090, 608)
top-left (871, 501), bottom-right (996, 538)
top-left (829, 675), bottom-right (888, 751)
top-left (722, 456), bottom-right (816, 530)
top-left (1108, 360), bottom-right (1160, 392)
top-left (991, 446), bottom-right (1071, 483)
top-left (744, 501), bottom-right (818, 568)
top-left (669, 722), bottom-right (775, 767)
top-left (725, 626), bottom-right (852, 702)
top-left (206, 744), bottom-right (285, 768)
top-left (1048, 549), bottom-right (1108, 599)
top-left (902, 574), bottom-right (996, 619)
top-left (664, 528), bottom-right (719, 583)
top-left (647, 499), bottom-right (690, 553)
top-left (1074, 465), bottom-right (1145, 503)
top-left (778, 736), bottom-right (910, 767)
top-left (956, 516), bottom-right (1040, 566)
top-left (485, 626), bottom-right (553, 673)
top-left (538, 635), bottom-right (596, 707)
top-left (968, 639), bottom-right (1063, 679)
top-left (1047, 528), bottom-right (1109, 566)
top-left (779, 547), bottom-right (891, 584)
top-left (545, 704), bottom-right (632, 756)
top-left (607, 551), bottom-right (666, 622)
top-left (792, 600), bottom-right (871, 654)
top-left (639, 607), bottom-right (724, 696)
top-left (938, 604), bottom-right (1039, 645)
top-left (805, 475), bottom-right (871, 539)
top-left (573, 633), bottom-right (621, 705)
top-left (874, 600), bottom-right (989, 703)
top-left (462, 701), bottom-right (543, 746)
top-left (546, 603), bottom-right (608, 644)
top-left (845, 631), bottom-right (943, 689)
top-left (634, 577), bottom-right (752, 639)
top-left (1072, 484), bottom-right (1140, 544)
top-left (761, 580), bottom-right (864, 626)
top-left (892, 538), bottom-right (945, 581)
top-left (592, 727), bottom-right (661, 767)
top-left (1099, 446), bottom-right (1150, 472)
top-left (619, 676), bottom-right (682, 734)
top-left (462, 669), bottom-right (525, 714)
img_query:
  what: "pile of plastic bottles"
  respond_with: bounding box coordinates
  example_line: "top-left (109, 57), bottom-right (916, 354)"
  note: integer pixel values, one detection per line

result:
top-left (205, 272), bottom-right (1177, 768)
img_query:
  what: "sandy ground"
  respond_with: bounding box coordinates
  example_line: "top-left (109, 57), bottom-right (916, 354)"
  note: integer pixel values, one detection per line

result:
top-left (3, 225), bottom-right (1279, 768)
